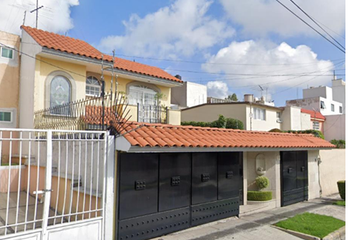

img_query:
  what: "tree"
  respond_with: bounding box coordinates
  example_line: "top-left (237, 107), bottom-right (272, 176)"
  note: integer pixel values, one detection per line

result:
top-left (226, 93), bottom-right (238, 101)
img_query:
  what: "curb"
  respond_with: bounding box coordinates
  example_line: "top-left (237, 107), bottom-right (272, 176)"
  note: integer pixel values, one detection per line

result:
top-left (272, 225), bottom-right (320, 240)
top-left (322, 226), bottom-right (345, 240)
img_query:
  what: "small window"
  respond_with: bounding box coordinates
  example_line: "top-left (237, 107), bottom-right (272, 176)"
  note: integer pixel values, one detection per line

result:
top-left (86, 76), bottom-right (101, 96)
top-left (313, 121), bottom-right (320, 130)
top-left (253, 107), bottom-right (266, 120)
top-left (0, 111), bottom-right (12, 122)
top-left (339, 106), bottom-right (343, 113)
top-left (331, 104), bottom-right (335, 112)
top-left (320, 101), bottom-right (326, 109)
top-left (1, 47), bottom-right (13, 59)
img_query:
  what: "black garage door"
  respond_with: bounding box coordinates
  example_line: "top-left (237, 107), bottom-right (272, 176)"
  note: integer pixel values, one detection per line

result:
top-left (281, 151), bottom-right (308, 206)
top-left (116, 152), bottom-right (243, 240)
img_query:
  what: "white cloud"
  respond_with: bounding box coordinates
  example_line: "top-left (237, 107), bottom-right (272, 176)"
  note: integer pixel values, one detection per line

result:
top-left (99, 0), bottom-right (235, 58)
top-left (0, 0), bottom-right (79, 35)
top-left (207, 81), bottom-right (229, 98)
top-left (202, 40), bottom-right (335, 96)
top-left (219, 0), bottom-right (345, 37)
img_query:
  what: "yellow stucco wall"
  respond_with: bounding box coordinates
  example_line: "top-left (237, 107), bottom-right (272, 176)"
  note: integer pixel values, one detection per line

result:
top-left (34, 57), bottom-right (172, 112)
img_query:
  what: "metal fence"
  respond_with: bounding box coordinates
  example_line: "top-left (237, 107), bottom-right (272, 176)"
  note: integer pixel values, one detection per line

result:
top-left (0, 129), bottom-right (107, 239)
top-left (137, 103), bottom-right (167, 124)
top-left (34, 92), bottom-right (130, 132)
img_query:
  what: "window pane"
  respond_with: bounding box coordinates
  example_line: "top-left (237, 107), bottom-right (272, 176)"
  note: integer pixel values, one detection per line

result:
top-left (0, 112), bottom-right (11, 122)
top-left (50, 76), bottom-right (71, 115)
top-left (1, 47), bottom-right (13, 59)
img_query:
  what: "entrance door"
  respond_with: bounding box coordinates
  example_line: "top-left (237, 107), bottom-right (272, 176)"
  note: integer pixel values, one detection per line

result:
top-left (281, 151), bottom-right (308, 206)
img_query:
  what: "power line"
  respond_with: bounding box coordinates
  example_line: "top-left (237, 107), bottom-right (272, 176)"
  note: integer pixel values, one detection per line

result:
top-left (289, 0), bottom-right (345, 51)
top-left (276, 0), bottom-right (345, 54)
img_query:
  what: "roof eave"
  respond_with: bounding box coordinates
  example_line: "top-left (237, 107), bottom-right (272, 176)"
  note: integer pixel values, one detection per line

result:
top-left (41, 47), bottom-right (183, 87)
top-left (116, 143), bottom-right (333, 153)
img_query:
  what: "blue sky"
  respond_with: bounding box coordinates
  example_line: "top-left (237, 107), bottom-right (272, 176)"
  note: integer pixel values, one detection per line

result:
top-left (0, 0), bottom-right (346, 106)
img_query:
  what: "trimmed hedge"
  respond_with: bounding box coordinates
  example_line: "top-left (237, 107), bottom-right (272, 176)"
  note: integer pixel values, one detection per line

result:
top-left (337, 180), bottom-right (345, 200)
top-left (286, 129), bottom-right (324, 139)
top-left (247, 191), bottom-right (273, 201)
top-left (255, 176), bottom-right (269, 190)
top-left (181, 115), bottom-right (244, 130)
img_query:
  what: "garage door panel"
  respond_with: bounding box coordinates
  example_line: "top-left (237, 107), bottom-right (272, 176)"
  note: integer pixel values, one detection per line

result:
top-left (218, 152), bottom-right (241, 200)
top-left (119, 153), bottom-right (159, 220)
top-left (192, 153), bottom-right (218, 205)
top-left (159, 153), bottom-right (191, 212)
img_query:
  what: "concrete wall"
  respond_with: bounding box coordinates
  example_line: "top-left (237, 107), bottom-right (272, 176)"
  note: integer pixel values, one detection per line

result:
top-left (319, 149), bottom-right (345, 196)
top-left (324, 114), bottom-right (345, 141)
top-left (281, 106), bottom-right (312, 131)
top-left (332, 79), bottom-right (345, 113)
top-left (171, 82), bottom-right (207, 108)
top-left (307, 150), bottom-right (321, 200)
top-left (181, 104), bottom-right (247, 126)
top-left (167, 109), bottom-right (181, 125)
top-left (0, 31), bottom-right (20, 128)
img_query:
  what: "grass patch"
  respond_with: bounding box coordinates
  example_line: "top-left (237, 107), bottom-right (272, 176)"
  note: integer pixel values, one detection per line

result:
top-left (274, 212), bottom-right (345, 238)
top-left (0, 163), bottom-right (20, 166)
top-left (333, 200), bottom-right (345, 206)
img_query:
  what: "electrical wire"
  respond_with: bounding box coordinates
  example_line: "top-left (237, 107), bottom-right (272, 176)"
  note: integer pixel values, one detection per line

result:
top-left (276, 0), bottom-right (345, 54)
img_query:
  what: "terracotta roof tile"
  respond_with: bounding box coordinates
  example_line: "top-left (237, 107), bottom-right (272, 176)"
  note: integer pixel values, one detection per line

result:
top-left (301, 109), bottom-right (326, 120)
top-left (120, 122), bottom-right (334, 149)
top-left (21, 26), bottom-right (182, 83)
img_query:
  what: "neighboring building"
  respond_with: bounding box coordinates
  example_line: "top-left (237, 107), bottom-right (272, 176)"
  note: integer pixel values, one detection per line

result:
top-left (286, 79), bottom-right (346, 140)
top-left (171, 81), bottom-right (207, 108)
top-left (287, 79), bottom-right (345, 116)
top-left (0, 30), bottom-right (20, 128)
top-left (182, 94), bottom-right (283, 131)
top-left (207, 97), bottom-right (236, 104)
top-left (280, 106), bottom-right (312, 131)
top-left (18, 26), bottom-right (183, 129)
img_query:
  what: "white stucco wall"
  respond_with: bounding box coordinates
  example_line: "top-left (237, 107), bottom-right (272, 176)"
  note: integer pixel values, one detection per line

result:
top-left (307, 150), bottom-right (321, 200)
top-left (319, 149), bottom-right (345, 196)
top-left (186, 82), bottom-right (207, 107)
top-left (324, 114), bottom-right (345, 141)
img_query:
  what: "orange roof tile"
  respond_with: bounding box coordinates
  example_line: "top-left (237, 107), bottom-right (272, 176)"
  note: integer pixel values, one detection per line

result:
top-left (21, 26), bottom-right (182, 83)
top-left (301, 109), bottom-right (326, 121)
top-left (120, 122), bottom-right (334, 149)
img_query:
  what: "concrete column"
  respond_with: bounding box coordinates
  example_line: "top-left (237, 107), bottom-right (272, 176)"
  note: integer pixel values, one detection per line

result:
top-left (243, 152), bottom-right (248, 205)
top-left (275, 152), bottom-right (281, 207)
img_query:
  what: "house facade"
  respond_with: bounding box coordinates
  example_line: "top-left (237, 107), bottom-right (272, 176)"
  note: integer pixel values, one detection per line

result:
top-left (171, 81), bottom-right (207, 108)
top-left (18, 26), bottom-right (183, 129)
top-left (0, 30), bottom-right (20, 129)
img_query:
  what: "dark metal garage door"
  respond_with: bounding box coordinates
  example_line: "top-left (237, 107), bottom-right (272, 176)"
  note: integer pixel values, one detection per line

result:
top-left (281, 151), bottom-right (308, 206)
top-left (116, 152), bottom-right (243, 240)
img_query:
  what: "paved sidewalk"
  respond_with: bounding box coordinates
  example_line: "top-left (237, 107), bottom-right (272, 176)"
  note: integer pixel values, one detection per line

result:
top-left (152, 195), bottom-right (345, 240)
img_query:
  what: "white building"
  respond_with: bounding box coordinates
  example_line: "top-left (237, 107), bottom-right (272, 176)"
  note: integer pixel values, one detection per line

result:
top-left (171, 81), bottom-right (207, 108)
top-left (287, 78), bottom-right (345, 116)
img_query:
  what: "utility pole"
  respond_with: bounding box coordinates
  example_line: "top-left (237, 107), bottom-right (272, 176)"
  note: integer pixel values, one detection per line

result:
top-left (30, 0), bottom-right (44, 29)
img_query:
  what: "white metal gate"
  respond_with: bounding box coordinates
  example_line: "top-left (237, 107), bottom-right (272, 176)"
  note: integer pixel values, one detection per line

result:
top-left (0, 129), bottom-right (108, 240)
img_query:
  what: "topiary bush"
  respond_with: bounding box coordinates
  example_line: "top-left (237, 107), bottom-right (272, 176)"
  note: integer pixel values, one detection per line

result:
top-left (337, 180), bottom-right (345, 200)
top-left (247, 191), bottom-right (273, 201)
top-left (255, 176), bottom-right (269, 190)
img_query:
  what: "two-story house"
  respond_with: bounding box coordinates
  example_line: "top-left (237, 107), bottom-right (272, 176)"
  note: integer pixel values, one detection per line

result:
top-left (19, 26), bottom-right (183, 129)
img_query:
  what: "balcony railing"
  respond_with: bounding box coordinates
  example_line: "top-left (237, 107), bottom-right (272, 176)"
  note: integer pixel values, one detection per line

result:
top-left (137, 103), bottom-right (167, 124)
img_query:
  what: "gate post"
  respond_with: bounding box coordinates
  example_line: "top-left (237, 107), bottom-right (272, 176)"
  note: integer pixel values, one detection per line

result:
top-left (104, 135), bottom-right (115, 240)
top-left (41, 130), bottom-right (53, 240)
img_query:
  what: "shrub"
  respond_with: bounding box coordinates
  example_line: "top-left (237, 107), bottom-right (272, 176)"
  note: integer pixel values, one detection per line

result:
top-left (330, 139), bottom-right (345, 148)
top-left (255, 176), bottom-right (269, 190)
top-left (337, 180), bottom-right (345, 200)
top-left (287, 130), bottom-right (324, 139)
top-left (225, 118), bottom-right (244, 130)
top-left (269, 128), bottom-right (282, 133)
top-left (247, 191), bottom-right (272, 201)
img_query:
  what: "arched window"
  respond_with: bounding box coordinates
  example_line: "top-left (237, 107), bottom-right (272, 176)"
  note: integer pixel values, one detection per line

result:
top-left (86, 76), bottom-right (101, 96)
top-left (50, 75), bottom-right (71, 115)
top-left (128, 84), bottom-right (159, 106)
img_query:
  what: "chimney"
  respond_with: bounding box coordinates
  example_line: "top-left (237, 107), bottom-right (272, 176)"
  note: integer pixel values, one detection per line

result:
top-left (244, 94), bottom-right (254, 102)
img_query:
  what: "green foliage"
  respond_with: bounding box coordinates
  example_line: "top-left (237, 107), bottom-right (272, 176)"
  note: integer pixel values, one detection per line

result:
top-left (225, 118), bottom-right (244, 130)
top-left (333, 200), bottom-right (345, 206)
top-left (226, 93), bottom-right (238, 101)
top-left (247, 191), bottom-right (272, 201)
top-left (337, 180), bottom-right (345, 200)
top-left (269, 128), bottom-right (282, 133)
top-left (255, 176), bottom-right (269, 190)
top-left (210, 115), bottom-right (226, 128)
top-left (274, 212), bottom-right (345, 238)
top-left (181, 115), bottom-right (244, 130)
top-left (286, 129), bottom-right (324, 139)
top-left (330, 139), bottom-right (345, 148)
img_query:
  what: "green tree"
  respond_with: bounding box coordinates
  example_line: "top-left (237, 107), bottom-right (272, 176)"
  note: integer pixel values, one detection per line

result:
top-left (226, 93), bottom-right (238, 101)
